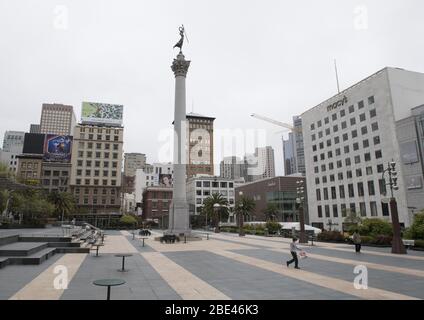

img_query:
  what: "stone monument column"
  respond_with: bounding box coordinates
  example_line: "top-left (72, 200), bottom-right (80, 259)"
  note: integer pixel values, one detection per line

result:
top-left (168, 52), bottom-right (191, 235)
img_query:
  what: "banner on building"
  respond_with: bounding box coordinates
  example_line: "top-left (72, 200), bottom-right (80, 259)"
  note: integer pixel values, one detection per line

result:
top-left (81, 102), bottom-right (123, 126)
top-left (159, 174), bottom-right (173, 187)
top-left (43, 135), bottom-right (73, 162)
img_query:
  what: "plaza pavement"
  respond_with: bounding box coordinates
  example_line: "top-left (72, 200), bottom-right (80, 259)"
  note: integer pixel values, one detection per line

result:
top-left (1, 229), bottom-right (423, 300)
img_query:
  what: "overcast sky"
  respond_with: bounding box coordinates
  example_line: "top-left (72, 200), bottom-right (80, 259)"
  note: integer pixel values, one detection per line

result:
top-left (1, 0), bottom-right (423, 175)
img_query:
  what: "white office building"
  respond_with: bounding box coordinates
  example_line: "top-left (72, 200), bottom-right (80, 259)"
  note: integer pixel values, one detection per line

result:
top-left (302, 67), bottom-right (424, 230)
top-left (186, 176), bottom-right (240, 222)
top-left (134, 163), bottom-right (174, 204)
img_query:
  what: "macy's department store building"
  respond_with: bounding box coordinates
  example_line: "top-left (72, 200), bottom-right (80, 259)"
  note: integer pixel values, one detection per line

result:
top-left (301, 67), bottom-right (424, 230)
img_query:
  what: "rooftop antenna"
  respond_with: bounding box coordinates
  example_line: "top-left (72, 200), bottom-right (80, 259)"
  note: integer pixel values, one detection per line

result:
top-left (334, 59), bottom-right (341, 94)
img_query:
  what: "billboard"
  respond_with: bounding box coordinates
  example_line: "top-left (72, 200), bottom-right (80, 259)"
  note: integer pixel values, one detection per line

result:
top-left (400, 141), bottom-right (419, 165)
top-left (81, 102), bottom-right (123, 126)
top-left (43, 135), bottom-right (73, 162)
top-left (159, 174), bottom-right (173, 187)
top-left (23, 133), bottom-right (45, 155)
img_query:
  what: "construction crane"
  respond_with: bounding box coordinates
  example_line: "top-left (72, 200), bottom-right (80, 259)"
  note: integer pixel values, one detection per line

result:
top-left (251, 114), bottom-right (301, 133)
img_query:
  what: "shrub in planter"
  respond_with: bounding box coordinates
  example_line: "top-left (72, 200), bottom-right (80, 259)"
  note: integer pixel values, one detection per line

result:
top-left (317, 231), bottom-right (345, 242)
top-left (255, 229), bottom-right (265, 236)
top-left (371, 235), bottom-right (392, 246)
top-left (415, 240), bottom-right (424, 248)
top-left (266, 221), bottom-right (281, 234)
top-left (359, 236), bottom-right (374, 244)
top-left (404, 213), bottom-right (424, 240)
top-left (358, 218), bottom-right (393, 237)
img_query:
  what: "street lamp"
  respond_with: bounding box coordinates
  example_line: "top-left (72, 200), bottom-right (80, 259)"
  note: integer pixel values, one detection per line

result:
top-left (382, 160), bottom-right (406, 254)
top-left (213, 203), bottom-right (221, 233)
top-left (238, 191), bottom-right (245, 237)
top-left (296, 180), bottom-right (307, 243)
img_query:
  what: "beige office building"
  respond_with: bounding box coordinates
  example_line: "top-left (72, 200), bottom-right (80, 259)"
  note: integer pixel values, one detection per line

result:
top-left (70, 124), bottom-right (124, 213)
top-left (40, 103), bottom-right (76, 135)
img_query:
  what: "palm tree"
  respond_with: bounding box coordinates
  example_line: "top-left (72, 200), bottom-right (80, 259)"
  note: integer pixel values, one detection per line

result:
top-left (203, 193), bottom-right (229, 233)
top-left (48, 191), bottom-right (76, 223)
top-left (264, 203), bottom-right (279, 222)
top-left (235, 196), bottom-right (256, 236)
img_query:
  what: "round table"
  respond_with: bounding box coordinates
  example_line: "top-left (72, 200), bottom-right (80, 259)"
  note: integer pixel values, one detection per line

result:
top-left (115, 254), bottom-right (133, 272)
top-left (93, 279), bottom-right (126, 300)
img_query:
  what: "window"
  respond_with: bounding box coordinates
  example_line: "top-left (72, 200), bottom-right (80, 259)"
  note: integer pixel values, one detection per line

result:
top-left (361, 126), bottom-right (368, 135)
top-left (113, 153), bottom-right (118, 159)
top-left (374, 136), bottom-right (380, 145)
top-left (382, 202), bottom-right (390, 216)
top-left (364, 153), bottom-right (371, 162)
top-left (324, 117), bottom-right (329, 124)
top-left (331, 187), bottom-right (337, 199)
top-left (348, 184), bottom-right (355, 198)
top-left (333, 205), bottom-right (338, 218)
top-left (375, 150), bottom-right (382, 159)
top-left (340, 109), bottom-right (346, 117)
top-left (356, 169), bottom-right (362, 177)
top-left (349, 105), bottom-right (354, 113)
top-left (371, 122), bottom-right (379, 132)
top-left (77, 160), bottom-right (83, 167)
top-left (344, 146), bottom-right (350, 154)
top-left (325, 128), bottom-right (330, 136)
top-left (203, 181), bottom-right (210, 188)
top-left (338, 172), bottom-right (343, 180)
top-left (363, 139), bottom-right (369, 148)
top-left (312, 134), bottom-right (316, 141)
top-left (329, 162), bottom-right (334, 170)
top-left (359, 113), bottom-right (366, 122)
top-left (359, 100), bottom-right (365, 109)
top-left (96, 143), bottom-right (101, 149)
top-left (113, 144), bottom-right (119, 150)
top-left (334, 137), bottom-right (340, 144)
top-left (316, 189), bottom-right (321, 201)
top-left (323, 188), bottom-right (329, 200)
top-left (318, 131), bottom-right (323, 138)
top-left (379, 179), bottom-right (387, 195)
top-left (370, 202), bottom-right (378, 217)
top-left (341, 121), bottom-right (347, 129)
top-left (341, 204), bottom-right (347, 217)
top-left (339, 185), bottom-right (345, 198)
top-left (353, 143), bottom-right (359, 151)
top-left (366, 167), bottom-right (373, 175)
top-left (354, 155), bottom-right (361, 164)
top-left (312, 145), bottom-right (317, 152)
top-left (358, 182), bottom-right (364, 196)
top-left (343, 133), bottom-right (348, 141)
top-left (326, 139), bottom-right (332, 147)
top-left (368, 96), bottom-right (375, 105)
top-left (319, 142), bottom-right (324, 149)
top-left (352, 130), bottom-right (358, 138)
top-left (315, 177), bottom-right (320, 185)
top-left (318, 206), bottom-right (323, 218)
top-left (350, 118), bottom-right (356, 126)
top-left (325, 205), bottom-right (330, 218)
top-left (328, 151), bottom-right (333, 159)
top-left (332, 114), bottom-right (337, 121)
top-left (370, 109), bottom-right (377, 118)
top-left (360, 202), bottom-right (367, 216)
top-left (311, 123), bottom-right (315, 130)
top-left (336, 149), bottom-right (341, 157)
top-left (321, 164), bottom-right (326, 172)
top-left (368, 181), bottom-right (375, 196)
top-left (345, 158), bottom-right (351, 166)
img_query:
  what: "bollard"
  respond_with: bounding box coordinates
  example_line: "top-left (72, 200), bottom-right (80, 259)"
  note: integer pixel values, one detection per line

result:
top-left (184, 235), bottom-right (187, 243)
top-left (207, 233), bottom-right (209, 240)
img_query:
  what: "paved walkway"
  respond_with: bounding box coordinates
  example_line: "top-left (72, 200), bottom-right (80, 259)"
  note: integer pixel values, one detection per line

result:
top-left (1, 230), bottom-right (423, 300)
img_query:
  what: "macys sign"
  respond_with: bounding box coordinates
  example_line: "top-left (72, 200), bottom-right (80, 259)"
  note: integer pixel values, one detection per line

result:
top-left (327, 96), bottom-right (348, 112)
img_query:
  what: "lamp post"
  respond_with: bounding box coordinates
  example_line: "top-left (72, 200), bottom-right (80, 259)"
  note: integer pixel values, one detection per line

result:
top-left (213, 203), bottom-right (221, 233)
top-left (296, 180), bottom-right (307, 243)
top-left (382, 160), bottom-right (406, 254)
top-left (238, 191), bottom-right (245, 237)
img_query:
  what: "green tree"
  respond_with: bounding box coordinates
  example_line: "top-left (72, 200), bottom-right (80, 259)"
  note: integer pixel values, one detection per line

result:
top-left (358, 218), bottom-right (393, 237)
top-left (120, 214), bottom-right (137, 228)
top-left (235, 196), bottom-right (256, 236)
top-left (9, 190), bottom-right (54, 225)
top-left (0, 189), bottom-right (10, 214)
top-left (203, 193), bottom-right (229, 233)
top-left (404, 213), bottom-right (424, 240)
top-left (264, 203), bottom-right (279, 222)
top-left (48, 191), bottom-right (76, 221)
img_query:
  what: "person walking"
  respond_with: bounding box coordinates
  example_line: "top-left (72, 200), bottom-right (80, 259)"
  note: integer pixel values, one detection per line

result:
top-left (353, 231), bottom-right (362, 253)
top-left (286, 238), bottom-right (301, 269)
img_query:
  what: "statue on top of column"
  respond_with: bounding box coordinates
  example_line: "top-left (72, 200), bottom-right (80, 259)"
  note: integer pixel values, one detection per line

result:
top-left (173, 25), bottom-right (186, 52)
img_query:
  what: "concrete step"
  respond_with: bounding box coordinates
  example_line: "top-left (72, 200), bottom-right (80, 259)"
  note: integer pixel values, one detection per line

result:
top-left (5, 248), bottom-right (56, 265)
top-left (0, 257), bottom-right (9, 269)
top-left (19, 236), bottom-right (72, 243)
top-left (0, 234), bottom-right (20, 246)
top-left (47, 242), bottom-right (81, 248)
top-left (0, 242), bottom-right (48, 256)
top-left (55, 247), bottom-right (90, 254)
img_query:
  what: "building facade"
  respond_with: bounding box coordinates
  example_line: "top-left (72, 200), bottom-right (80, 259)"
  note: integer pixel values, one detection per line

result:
top-left (302, 67), bottom-right (424, 230)
top-left (246, 146), bottom-right (276, 182)
top-left (142, 187), bottom-right (172, 224)
top-left (235, 176), bottom-right (308, 223)
top-left (124, 153), bottom-right (146, 177)
top-left (2, 131), bottom-right (25, 153)
top-left (40, 103), bottom-right (76, 135)
top-left (41, 162), bottom-right (72, 193)
top-left (219, 156), bottom-right (247, 181)
top-left (186, 113), bottom-right (215, 177)
top-left (16, 154), bottom-right (43, 184)
top-left (283, 116), bottom-right (306, 176)
top-left (30, 124), bottom-right (41, 134)
top-left (69, 124), bottom-right (124, 214)
top-left (186, 176), bottom-right (237, 222)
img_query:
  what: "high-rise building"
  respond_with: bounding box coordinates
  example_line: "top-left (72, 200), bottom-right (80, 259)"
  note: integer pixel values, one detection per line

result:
top-left (69, 124), bottom-right (124, 214)
top-left (247, 146), bottom-right (276, 182)
top-left (40, 103), bottom-right (76, 135)
top-left (283, 116), bottom-right (305, 176)
top-left (219, 156), bottom-right (247, 180)
top-left (2, 131), bottom-right (25, 153)
top-left (30, 124), bottom-right (41, 133)
top-left (186, 112), bottom-right (215, 177)
top-left (124, 153), bottom-right (147, 177)
top-left (302, 67), bottom-right (424, 230)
